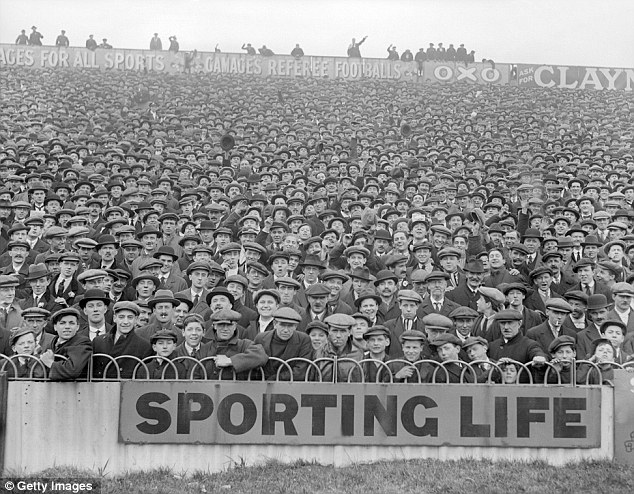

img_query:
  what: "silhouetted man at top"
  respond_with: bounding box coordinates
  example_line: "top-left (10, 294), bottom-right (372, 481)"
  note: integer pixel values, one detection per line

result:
top-left (347, 36), bottom-right (367, 58)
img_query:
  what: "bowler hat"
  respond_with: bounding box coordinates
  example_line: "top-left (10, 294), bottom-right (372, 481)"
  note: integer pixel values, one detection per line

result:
top-left (206, 287), bottom-right (235, 305)
top-left (153, 246), bottom-right (179, 261)
top-left (79, 289), bottom-right (111, 308)
top-left (586, 294), bottom-right (610, 311)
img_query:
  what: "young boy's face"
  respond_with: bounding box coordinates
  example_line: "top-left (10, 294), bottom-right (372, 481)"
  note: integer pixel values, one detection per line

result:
top-left (367, 335), bottom-right (389, 356)
top-left (602, 325), bottom-right (625, 349)
top-left (437, 343), bottom-right (460, 362)
top-left (153, 338), bottom-right (176, 357)
top-left (402, 340), bottom-right (423, 362)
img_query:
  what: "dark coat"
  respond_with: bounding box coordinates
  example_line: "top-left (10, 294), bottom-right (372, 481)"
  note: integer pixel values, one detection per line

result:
top-left (576, 323), bottom-right (601, 359)
top-left (243, 318), bottom-right (275, 341)
top-left (383, 316), bottom-right (431, 359)
top-left (201, 335), bottom-right (268, 380)
top-left (488, 333), bottom-right (547, 363)
top-left (416, 296), bottom-right (462, 320)
top-left (524, 290), bottom-right (564, 314)
top-left (92, 327), bottom-right (153, 378)
top-left (49, 333), bottom-right (93, 381)
top-left (445, 282), bottom-right (480, 310)
top-left (253, 330), bottom-right (312, 381)
top-left (525, 321), bottom-right (578, 354)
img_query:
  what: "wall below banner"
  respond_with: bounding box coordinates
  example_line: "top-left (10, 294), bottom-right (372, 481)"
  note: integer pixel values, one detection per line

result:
top-left (3, 382), bottom-right (613, 475)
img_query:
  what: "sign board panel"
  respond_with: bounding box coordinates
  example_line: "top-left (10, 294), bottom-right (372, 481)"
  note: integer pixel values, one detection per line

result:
top-left (119, 382), bottom-right (601, 447)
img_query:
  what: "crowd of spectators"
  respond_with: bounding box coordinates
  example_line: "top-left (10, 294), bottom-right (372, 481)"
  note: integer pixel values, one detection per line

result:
top-left (0, 59), bottom-right (633, 385)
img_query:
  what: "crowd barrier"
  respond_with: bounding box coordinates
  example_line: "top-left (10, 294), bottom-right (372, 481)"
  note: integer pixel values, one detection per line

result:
top-left (1, 353), bottom-right (630, 384)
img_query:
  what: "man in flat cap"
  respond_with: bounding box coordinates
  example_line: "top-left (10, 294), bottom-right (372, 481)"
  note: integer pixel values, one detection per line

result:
top-left (488, 309), bottom-right (547, 381)
top-left (0, 275), bottom-right (23, 334)
top-left (204, 309), bottom-right (268, 380)
top-left (524, 265), bottom-right (565, 314)
top-left (608, 282), bottom-right (634, 336)
top-left (312, 313), bottom-right (364, 382)
top-left (40, 308), bottom-right (92, 381)
top-left (92, 301), bottom-right (152, 379)
top-left (49, 252), bottom-right (81, 307)
top-left (254, 307), bottom-right (312, 381)
top-left (384, 290), bottom-right (424, 358)
top-left (526, 299), bottom-right (577, 354)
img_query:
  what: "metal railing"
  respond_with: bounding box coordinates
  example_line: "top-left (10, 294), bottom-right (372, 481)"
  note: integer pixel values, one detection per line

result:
top-left (2, 353), bottom-right (632, 384)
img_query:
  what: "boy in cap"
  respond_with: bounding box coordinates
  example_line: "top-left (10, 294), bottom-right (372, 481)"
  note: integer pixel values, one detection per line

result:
top-left (427, 333), bottom-right (474, 383)
top-left (40, 308), bottom-right (92, 381)
top-left (5, 327), bottom-right (45, 378)
top-left (361, 325), bottom-right (392, 383)
top-left (144, 329), bottom-right (180, 379)
top-left (21, 307), bottom-right (54, 354)
top-left (462, 336), bottom-right (494, 382)
top-left (599, 319), bottom-right (630, 364)
top-left (545, 335), bottom-right (577, 384)
top-left (92, 301), bottom-right (152, 379)
top-left (391, 330), bottom-right (429, 383)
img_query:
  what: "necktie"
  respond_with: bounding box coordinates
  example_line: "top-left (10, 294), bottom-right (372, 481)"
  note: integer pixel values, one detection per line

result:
top-left (193, 294), bottom-right (199, 307)
top-left (0, 308), bottom-right (7, 327)
top-left (191, 348), bottom-right (199, 359)
top-left (434, 303), bottom-right (441, 312)
top-left (584, 284), bottom-right (591, 295)
top-left (161, 276), bottom-right (167, 286)
top-left (405, 319), bottom-right (413, 331)
top-left (56, 280), bottom-right (66, 297)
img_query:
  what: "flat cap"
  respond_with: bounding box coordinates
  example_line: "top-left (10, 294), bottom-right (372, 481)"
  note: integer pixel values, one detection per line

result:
top-left (363, 325), bottom-right (391, 340)
top-left (186, 261), bottom-right (211, 274)
top-left (461, 336), bottom-right (489, 349)
top-left (563, 290), bottom-right (588, 303)
top-left (0, 275), bottom-right (20, 288)
top-left (494, 309), bottom-right (523, 322)
top-left (274, 276), bottom-right (301, 289)
top-left (210, 308), bottom-right (241, 323)
top-left (272, 307), bottom-right (302, 323)
top-left (399, 329), bottom-right (426, 342)
top-left (306, 321), bottom-right (329, 334)
top-left (448, 306), bottom-right (479, 319)
top-left (305, 283), bottom-right (331, 297)
top-left (21, 307), bottom-right (51, 318)
top-left (599, 319), bottom-right (627, 335)
top-left (478, 287), bottom-right (506, 305)
top-left (77, 269), bottom-right (108, 282)
top-left (113, 301), bottom-right (140, 315)
top-left (10, 327), bottom-right (35, 346)
top-left (612, 282), bottom-right (634, 296)
top-left (150, 329), bottom-right (179, 344)
top-left (324, 313), bottom-right (357, 328)
top-left (422, 313), bottom-right (453, 331)
top-left (437, 247), bottom-right (462, 259)
top-left (545, 299), bottom-right (573, 313)
top-left (52, 307), bottom-right (81, 324)
top-left (397, 290), bottom-right (423, 304)
top-left (548, 335), bottom-right (576, 354)
top-left (529, 266), bottom-right (553, 279)
top-left (430, 333), bottom-right (462, 347)
top-left (424, 271), bottom-right (450, 282)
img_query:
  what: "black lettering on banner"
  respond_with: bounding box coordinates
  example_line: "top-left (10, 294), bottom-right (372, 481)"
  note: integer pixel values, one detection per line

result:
top-left (136, 392), bottom-right (171, 434)
top-left (553, 398), bottom-right (587, 439)
top-left (217, 393), bottom-right (257, 435)
top-left (177, 392), bottom-right (214, 434)
top-left (364, 395), bottom-right (397, 436)
top-left (460, 396), bottom-right (490, 437)
top-left (300, 394), bottom-right (337, 436)
top-left (517, 397), bottom-right (549, 438)
top-left (262, 394), bottom-right (299, 436)
top-left (495, 397), bottom-right (508, 437)
top-left (401, 395), bottom-right (438, 437)
top-left (341, 395), bottom-right (355, 436)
